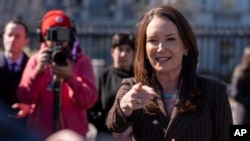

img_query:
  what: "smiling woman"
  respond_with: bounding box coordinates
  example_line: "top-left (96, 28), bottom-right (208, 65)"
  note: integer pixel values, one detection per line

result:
top-left (105, 5), bottom-right (233, 141)
top-left (145, 15), bottom-right (187, 76)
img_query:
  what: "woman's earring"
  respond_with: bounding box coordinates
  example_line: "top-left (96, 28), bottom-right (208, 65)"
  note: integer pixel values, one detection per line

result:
top-left (184, 51), bottom-right (188, 56)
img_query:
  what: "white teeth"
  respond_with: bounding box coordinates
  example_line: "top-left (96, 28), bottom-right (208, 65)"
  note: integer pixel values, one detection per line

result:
top-left (156, 57), bottom-right (168, 61)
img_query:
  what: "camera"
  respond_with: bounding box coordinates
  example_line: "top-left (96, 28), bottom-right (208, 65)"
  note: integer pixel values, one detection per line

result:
top-left (45, 27), bottom-right (71, 66)
top-left (46, 27), bottom-right (71, 42)
top-left (49, 46), bottom-right (70, 66)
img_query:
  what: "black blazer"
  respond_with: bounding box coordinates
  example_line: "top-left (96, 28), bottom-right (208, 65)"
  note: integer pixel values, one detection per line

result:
top-left (106, 75), bottom-right (233, 141)
top-left (0, 52), bottom-right (29, 113)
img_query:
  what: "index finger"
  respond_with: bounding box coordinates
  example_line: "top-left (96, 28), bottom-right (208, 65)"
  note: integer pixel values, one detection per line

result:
top-left (134, 82), bottom-right (142, 92)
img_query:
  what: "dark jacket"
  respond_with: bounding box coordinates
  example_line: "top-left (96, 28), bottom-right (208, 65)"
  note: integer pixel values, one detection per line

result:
top-left (0, 52), bottom-right (29, 114)
top-left (106, 76), bottom-right (233, 141)
top-left (89, 66), bottom-right (134, 132)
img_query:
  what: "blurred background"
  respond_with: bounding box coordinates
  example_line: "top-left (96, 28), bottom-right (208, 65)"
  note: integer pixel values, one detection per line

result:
top-left (0, 0), bottom-right (250, 90)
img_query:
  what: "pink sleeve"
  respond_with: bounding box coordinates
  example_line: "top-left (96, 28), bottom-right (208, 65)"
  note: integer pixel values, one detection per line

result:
top-left (65, 55), bottom-right (98, 109)
top-left (18, 54), bottom-right (47, 104)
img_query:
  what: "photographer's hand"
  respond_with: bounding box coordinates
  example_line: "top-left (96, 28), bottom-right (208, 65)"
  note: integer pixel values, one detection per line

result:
top-left (36, 48), bottom-right (51, 73)
top-left (52, 59), bottom-right (73, 80)
top-left (10, 103), bottom-right (35, 118)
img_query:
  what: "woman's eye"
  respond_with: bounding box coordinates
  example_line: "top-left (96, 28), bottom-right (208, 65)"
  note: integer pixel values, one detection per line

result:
top-left (147, 39), bottom-right (157, 42)
top-left (167, 38), bottom-right (175, 41)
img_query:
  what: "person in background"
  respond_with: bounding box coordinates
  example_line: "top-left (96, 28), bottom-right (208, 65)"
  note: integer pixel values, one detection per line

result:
top-left (0, 20), bottom-right (30, 128)
top-left (17, 10), bottom-right (98, 139)
top-left (88, 33), bottom-right (135, 141)
top-left (231, 46), bottom-right (250, 124)
top-left (106, 5), bottom-right (233, 141)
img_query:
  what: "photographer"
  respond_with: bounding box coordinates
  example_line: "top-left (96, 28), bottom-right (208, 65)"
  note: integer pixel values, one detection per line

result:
top-left (17, 10), bottom-right (98, 139)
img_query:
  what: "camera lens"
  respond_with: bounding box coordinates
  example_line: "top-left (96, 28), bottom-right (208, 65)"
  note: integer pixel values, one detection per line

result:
top-left (51, 46), bottom-right (68, 66)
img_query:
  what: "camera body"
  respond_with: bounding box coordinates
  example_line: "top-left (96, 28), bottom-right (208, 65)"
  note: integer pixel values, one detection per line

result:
top-left (46, 27), bottom-right (71, 42)
top-left (45, 27), bottom-right (71, 66)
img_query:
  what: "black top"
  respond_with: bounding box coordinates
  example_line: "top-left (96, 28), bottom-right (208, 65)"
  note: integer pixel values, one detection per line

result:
top-left (88, 65), bottom-right (134, 132)
top-left (0, 52), bottom-right (29, 115)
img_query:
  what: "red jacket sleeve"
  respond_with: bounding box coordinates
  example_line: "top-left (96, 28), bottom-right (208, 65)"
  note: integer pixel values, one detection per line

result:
top-left (64, 54), bottom-right (98, 109)
top-left (18, 53), bottom-right (49, 104)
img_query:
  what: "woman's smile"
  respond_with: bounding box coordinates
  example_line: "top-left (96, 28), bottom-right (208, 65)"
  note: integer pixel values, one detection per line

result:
top-left (155, 56), bottom-right (172, 64)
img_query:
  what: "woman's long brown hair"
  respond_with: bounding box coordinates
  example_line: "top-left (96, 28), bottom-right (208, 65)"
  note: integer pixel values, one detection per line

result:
top-left (134, 5), bottom-right (200, 113)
